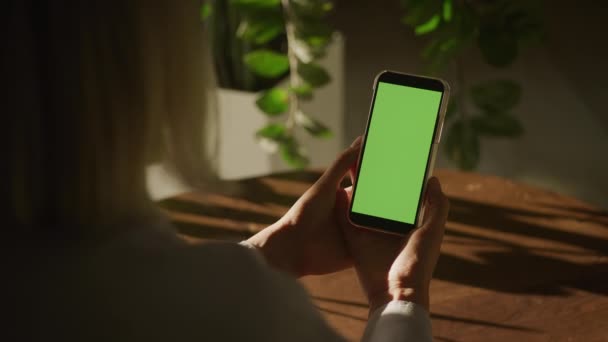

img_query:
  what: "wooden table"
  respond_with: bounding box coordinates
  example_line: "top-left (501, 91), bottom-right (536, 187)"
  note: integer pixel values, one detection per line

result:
top-left (160, 169), bottom-right (608, 341)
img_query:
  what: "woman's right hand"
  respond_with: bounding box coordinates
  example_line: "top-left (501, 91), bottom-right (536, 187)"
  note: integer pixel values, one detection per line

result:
top-left (335, 177), bottom-right (450, 314)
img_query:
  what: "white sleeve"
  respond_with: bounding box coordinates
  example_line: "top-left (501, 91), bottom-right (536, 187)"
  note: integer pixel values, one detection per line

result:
top-left (362, 301), bottom-right (433, 342)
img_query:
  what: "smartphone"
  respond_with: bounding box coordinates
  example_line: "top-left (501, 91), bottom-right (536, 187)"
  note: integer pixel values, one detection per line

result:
top-left (348, 71), bottom-right (450, 235)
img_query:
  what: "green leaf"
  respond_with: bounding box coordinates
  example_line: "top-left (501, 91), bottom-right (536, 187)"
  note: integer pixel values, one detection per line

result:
top-left (291, 15), bottom-right (333, 60)
top-left (506, 6), bottom-right (544, 46)
top-left (255, 88), bottom-right (289, 116)
top-left (294, 19), bottom-right (333, 45)
top-left (280, 137), bottom-right (310, 169)
top-left (450, 4), bottom-right (478, 44)
top-left (256, 123), bottom-right (288, 153)
top-left (301, 35), bottom-right (332, 59)
top-left (444, 119), bottom-right (480, 170)
top-left (415, 14), bottom-right (441, 35)
top-left (470, 80), bottom-right (522, 112)
top-left (478, 26), bottom-right (518, 68)
top-left (290, 83), bottom-right (313, 100)
top-left (420, 33), bottom-right (466, 74)
top-left (471, 114), bottom-right (524, 137)
top-left (439, 36), bottom-right (460, 53)
top-left (297, 62), bottom-right (330, 87)
top-left (421, 38), bottom-right (451, 74)
top-left (244, 50), bottom-right (289, 78)
top-left (322, 2), bottom-right (334, 12)
top-left (230, 0), bottom-right (280, 9)
top-left (200, 2), bottom-right (212, 21)
top-left (306, 34), bottom-right (331, 48)
top-left (421, 37), bottom-right (443, 60)
top-left (295, 111), bottom-right (332, 138)
top-left (256, 123), bottom-right (287, 140)
top-left (402, 0), bottom-right (442, 27)
top-left (442, 0), bottom-right (453, 22)
top-left (290, 0), bottom-right (334, 17)
top-left (237, 17), bottom-right (284, 45)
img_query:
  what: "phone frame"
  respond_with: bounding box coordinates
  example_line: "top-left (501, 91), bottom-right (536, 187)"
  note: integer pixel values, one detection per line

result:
top-left (348, 70), bottom-right (450, 236)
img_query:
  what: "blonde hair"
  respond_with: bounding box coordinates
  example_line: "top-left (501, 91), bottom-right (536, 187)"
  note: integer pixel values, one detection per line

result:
top-left (5, 0), bottom-right (215, 231)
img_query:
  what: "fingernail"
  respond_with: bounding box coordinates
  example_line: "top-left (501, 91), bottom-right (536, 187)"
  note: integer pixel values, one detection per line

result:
top-left (350, 136), bottom-right (363, 147)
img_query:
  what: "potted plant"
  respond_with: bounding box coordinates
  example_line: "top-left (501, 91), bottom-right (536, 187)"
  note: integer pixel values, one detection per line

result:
top-left (400, 0), bottom-right (543, 170)
top-left (203, 0), bottom-right (344, 179)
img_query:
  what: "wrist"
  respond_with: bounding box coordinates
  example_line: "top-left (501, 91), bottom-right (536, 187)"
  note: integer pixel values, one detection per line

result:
top-left (390, 287), bottom-right (429, 310)
top-left (368, 287), bottom-right (429, 315)
top-left (246, 220), bottom-right (301, 276)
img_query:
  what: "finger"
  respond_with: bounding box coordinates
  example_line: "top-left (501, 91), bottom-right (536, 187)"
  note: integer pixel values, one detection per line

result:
top-left (396, 180), bottom-right (447, 291)
top-left (347, 136), bottom-right (362, 185)
top-left (350, 135), bottom-right (363, 148)
top-left (319, 136), bottom-right (362, 187)
top-left (400, 178), bottom-right (448, 262)
top-left (420, 177), bottom-right (450, 232)
top-left (344, 186), bottom-right (353, 200)
top-left (334, 188), bottom-right (351, 227)
top-left (348, 162), bottom-right (358, 186)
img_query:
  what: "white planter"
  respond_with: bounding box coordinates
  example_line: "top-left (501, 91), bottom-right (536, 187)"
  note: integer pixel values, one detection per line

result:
top-left (216, 34), bottom-right (345, 180)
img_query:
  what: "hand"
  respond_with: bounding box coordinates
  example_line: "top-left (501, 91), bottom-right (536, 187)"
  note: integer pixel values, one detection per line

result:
top-left (336, 176), bottom-right (449, 313)
top-left (246, 137), bottom-right (364, 277)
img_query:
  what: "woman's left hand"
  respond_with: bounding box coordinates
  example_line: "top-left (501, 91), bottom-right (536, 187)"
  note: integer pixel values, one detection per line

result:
top-left (246, 137), bottom-right (363, 277)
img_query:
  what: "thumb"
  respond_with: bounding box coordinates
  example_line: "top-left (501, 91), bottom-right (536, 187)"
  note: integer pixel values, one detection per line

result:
top-left (319, 136), bottom-right (363, 187)
top-left (334, 187), bottom-right (352, 227)
top-left (419, 177), bottom-right (450, 234)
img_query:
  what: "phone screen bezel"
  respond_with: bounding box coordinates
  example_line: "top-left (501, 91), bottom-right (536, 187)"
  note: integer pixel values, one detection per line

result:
top-left (348, 71), bottom-right (447, 235)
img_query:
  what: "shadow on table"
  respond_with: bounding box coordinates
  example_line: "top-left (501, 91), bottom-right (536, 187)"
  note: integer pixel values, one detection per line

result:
top-left (217, 174), bottom-right (305, 207)
top-left (159, 173), bottom-right (308, 238)
top-left (437, 196), bottom-right (608, 296)
top-left (449, 197), bottom-right (608, 236)
top-left (161, 170), bottom-right (608, 296)
top-left (532, 201), bottom-right (608, 226)
top-left (313, 296), bottom-right (540, 332)
top-left (161, 195), bottom-right (280, 227)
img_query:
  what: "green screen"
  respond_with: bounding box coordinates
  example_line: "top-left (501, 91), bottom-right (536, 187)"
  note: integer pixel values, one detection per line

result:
top-left (352, 82), bottom-right (442, 224)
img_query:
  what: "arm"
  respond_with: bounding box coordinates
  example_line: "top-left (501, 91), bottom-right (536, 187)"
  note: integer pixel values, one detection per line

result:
top-left (245, 138), bottom-right (449, 341)
top-left (241, 238), bottom-right (434, 342)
